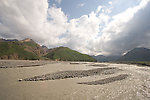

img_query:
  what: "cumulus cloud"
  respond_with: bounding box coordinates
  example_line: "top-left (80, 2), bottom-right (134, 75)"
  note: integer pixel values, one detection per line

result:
top-left (108, 1), bottom-right (112, 5)
top-left (0, 0), bottom-right (150, 56)
top-left (65, 12), bottom-right (100, 54)
top-left (96, 6), bottom-right (103, 13)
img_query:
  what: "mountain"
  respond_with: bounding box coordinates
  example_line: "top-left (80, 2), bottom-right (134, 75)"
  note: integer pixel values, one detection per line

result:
top-left (0, 38), bottom-right (96, 61)
top-left (0, 38), bottom-right (18, 42)
top-left (0, 38), bottom-right (46, 60)
top-left (45, 47), bottom-right (96, 62)
top-left (118, 47), bottom-right (150, 61)
top-left (92, 55), bottom-right (120, 62)
top-left (20, 38), bottom-right (47, 56)
top-left (0, 41), bottom-right (39, 60)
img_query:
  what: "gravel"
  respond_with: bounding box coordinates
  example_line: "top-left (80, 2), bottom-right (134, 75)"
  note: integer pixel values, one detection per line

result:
top-left (78, 74), bottom-right (129, 85)
top-left (23, 67), bottom-right (121, 81)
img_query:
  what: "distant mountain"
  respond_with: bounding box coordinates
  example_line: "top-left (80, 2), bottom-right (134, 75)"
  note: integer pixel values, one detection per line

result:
top-left (118, 47), bottom-right (150, 61)
top-left (0, 38), bottom-right (46, 60)
top-left (0, 38), bottom-right (18, 42)
top-left (92, 55), bottom-right (120, 62)
top-left (45, 47), bottom-right (96, 62)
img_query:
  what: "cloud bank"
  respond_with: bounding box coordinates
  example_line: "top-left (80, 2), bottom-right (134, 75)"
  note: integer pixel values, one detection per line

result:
top-left (0, 0), bottom-right (150, 56)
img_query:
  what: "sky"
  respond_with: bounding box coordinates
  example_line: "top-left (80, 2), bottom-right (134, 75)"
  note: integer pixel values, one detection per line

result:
top-left (0, 0), bottom-right (150, 56)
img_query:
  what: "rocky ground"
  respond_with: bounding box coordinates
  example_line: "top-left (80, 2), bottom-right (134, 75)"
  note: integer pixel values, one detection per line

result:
top-left (78, 74), bottom-right (128, 85)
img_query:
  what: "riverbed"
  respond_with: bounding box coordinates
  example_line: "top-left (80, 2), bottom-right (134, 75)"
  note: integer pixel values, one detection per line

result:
top-left (0, 60), bottom-right (150, 100)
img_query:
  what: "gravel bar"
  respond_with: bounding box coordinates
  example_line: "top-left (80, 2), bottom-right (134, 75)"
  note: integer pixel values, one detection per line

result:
top-left (78, 74), bottom-right (129, 85)
top-left (23, 67), bottom-right (121, 81)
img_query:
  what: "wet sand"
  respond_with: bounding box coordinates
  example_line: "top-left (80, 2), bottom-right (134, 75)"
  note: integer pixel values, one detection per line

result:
top-left (0, 60), bottom-right (150, 100)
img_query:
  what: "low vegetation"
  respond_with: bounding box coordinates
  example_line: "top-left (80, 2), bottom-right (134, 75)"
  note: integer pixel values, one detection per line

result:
top-left (45, 47), bottom-right (96, 62)
top-left (0, 41), bottom-right (39, 60)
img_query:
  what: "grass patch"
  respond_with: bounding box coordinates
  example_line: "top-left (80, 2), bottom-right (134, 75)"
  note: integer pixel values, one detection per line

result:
top-left (23, 41), bottom-right (37, 47)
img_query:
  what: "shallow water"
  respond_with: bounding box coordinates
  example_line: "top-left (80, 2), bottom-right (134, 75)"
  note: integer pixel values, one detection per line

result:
top-left (0, 61), bottom-right (149, 100)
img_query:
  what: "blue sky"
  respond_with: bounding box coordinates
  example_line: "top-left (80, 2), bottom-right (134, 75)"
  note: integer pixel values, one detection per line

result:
top-left (49, 0), bottom-right (107, 19)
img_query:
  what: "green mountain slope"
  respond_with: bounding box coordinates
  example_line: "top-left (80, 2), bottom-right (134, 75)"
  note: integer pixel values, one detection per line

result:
top-left (45, 47), bottom-right (96, 62)
top-left (0, 38), bottom-right (96, 61)
top-left (0, 41), bottom-right (39, 60)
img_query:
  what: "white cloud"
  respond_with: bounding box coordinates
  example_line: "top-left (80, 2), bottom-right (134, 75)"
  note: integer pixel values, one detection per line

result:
top-left (96, 5), bottom-right (112, 14)
top-left (108, 1), bottom-right (112, 5)
top-left (96, 6), bottom-right (103, 14)
top-left (65, 12), bottom-right (100, 54)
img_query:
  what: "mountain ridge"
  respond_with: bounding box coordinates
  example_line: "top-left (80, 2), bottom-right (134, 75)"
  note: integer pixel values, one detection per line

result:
top-left (92, 55), bottom-right (120, 62)
top-left (92, 47), bottom-right (150, 62)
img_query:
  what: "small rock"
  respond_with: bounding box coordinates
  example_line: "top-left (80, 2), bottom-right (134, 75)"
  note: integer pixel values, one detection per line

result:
top-left (18, 79), bottom-right (23, 82)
